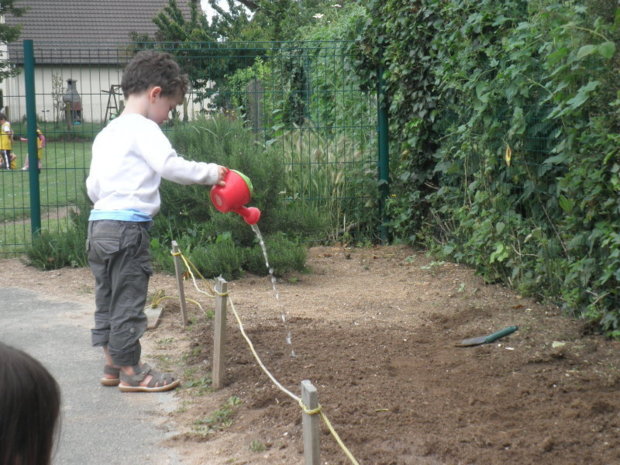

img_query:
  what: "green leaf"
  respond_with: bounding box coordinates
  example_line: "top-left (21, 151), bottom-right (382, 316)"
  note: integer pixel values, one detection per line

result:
top-left (476, 82), bottom-right (490, 103)
top-left (558, 81), bottom-right (600, 115)
top-left (597, 41), bottom-right (616, 59)
top-left (576, 44), bottom-right (596, 60)
top-left (543, 153), bottom-right (568, 165)
top-left (490, 242), bottom-right (508, 263)
top-left (566, 92), bottom-right (589, 110)
top-left (558, 195), bottom-right (574, 213)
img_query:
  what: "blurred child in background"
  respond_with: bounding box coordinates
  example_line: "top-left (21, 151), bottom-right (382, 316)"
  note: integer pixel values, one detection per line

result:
top-left (21, 128), bottom-right (46, 171)
top-left (0, 112), bottom-right (14, 169)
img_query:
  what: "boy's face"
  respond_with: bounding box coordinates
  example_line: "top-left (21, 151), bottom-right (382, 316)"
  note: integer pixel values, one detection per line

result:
top-left (146, 86), bottom-right (183, 125)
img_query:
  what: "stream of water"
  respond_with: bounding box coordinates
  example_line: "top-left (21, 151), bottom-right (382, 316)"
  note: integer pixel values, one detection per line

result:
top-left (251, 224), bottom-right (296, 357)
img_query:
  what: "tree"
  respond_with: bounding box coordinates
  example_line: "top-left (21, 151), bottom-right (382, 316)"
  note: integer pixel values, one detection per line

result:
top-left (228, 0), bottom-right (258, 11)
top-left (207, 0), bottom-right (348, 42)
top-left (139, 0), bottom-right (260, 107)
top-left (0, 0), bottom-right (27, 81)
top-left (144, 0), bottom-right (351, 108)
top-left (207, 0), bottom-right (253, 40)
top-left (153, 0), bottom-right (216, 42)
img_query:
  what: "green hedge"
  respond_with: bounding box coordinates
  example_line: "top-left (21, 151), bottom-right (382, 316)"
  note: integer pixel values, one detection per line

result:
top-left (152, 115), bottom-right (325, 279)
top-left (355, 0), bottom-right (619, 337)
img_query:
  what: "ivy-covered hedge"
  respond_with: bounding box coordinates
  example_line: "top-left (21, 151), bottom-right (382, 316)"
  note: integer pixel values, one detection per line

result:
top-left (354, 0), bottom-right (619, 336)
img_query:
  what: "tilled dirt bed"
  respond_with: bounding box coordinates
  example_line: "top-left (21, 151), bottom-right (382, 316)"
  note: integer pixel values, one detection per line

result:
top-left (150, 245), bottom-right (619, 465)
top-left (3, 245), bottom-right (618, 465)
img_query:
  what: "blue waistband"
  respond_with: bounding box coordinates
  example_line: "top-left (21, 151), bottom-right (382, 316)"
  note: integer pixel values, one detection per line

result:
top-left (88, 209), bottom-right (152, 222)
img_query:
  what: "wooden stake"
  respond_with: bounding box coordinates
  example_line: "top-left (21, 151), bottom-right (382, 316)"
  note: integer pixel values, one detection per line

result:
top-left (301, 380), bottom-right (320, 465)
top-left (171, 241), bottom-right (189, 326)
top-left (213, 277), bottom-right (228, 389)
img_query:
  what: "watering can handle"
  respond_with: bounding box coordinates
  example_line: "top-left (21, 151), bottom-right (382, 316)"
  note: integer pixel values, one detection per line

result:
top-left (231, 170), bottom-right (253, 194)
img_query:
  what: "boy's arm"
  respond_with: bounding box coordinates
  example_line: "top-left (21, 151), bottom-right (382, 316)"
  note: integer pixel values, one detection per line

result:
top-left (138, 125), bottom-right (226, 186)
top-left (160, 156), bottom-right (223, 186)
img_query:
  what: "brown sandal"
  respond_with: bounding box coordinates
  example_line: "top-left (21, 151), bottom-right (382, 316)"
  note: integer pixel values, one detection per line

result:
top-left (118, 363), bottom-right (180, 393)
top-left (100, 365), bottom-right (120, 387)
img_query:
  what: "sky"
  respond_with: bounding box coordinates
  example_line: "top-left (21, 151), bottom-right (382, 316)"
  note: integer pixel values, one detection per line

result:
top-left (201, 1), bottom-right (250, 21)
top-left (201, 0), bottom-right (219, 20)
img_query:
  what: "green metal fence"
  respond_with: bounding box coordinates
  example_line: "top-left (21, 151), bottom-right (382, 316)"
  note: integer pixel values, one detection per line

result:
top-left (0, 40), bottom-right (385, 255)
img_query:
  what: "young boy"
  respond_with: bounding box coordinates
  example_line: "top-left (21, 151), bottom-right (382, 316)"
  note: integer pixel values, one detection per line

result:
top-left (0, 112), bottom-right (13, 169)
top-left (86, 50), bottom-right (227, 392)
top-left (21, 127), bottom-right (45, 171)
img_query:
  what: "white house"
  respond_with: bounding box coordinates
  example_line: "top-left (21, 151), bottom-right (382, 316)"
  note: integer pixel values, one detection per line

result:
top-left (2, 0), bottom-right (206, 124)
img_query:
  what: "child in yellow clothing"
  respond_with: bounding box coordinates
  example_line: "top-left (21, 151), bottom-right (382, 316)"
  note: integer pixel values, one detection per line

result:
top-left (0, 112), bottom-right (14, 170)
top-left (21, 128), bottom-right (45, 171)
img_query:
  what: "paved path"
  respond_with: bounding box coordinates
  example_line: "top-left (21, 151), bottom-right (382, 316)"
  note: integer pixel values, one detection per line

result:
top-left (0, 287), bottom-right (184, 465)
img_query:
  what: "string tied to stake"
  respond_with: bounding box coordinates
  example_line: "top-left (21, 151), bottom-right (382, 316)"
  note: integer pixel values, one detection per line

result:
top-left (299, 399), bottom-right (322, 416)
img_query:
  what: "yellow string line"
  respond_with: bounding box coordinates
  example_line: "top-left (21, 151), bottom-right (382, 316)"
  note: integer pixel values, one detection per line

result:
top-left (175, 251), bottom-right (217, 298)
top-left (150, 295), bottom-right (205, 315)
top-left (299, 401), bottom-right (322, 416)
top-left (227, 297), bottom-right (361, 465)
top-left (228, 296), bottom-right (301, 401)
top-left (174, 249), bottom-right (361, 465)
top-left (171, 249), bottom-right (231, 298)
top-left (318, 410), bottom-right (361, 465)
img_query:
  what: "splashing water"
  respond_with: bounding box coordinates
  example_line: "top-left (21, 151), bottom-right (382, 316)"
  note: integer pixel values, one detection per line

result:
top-left (251, 224), bottom-right (296, 357)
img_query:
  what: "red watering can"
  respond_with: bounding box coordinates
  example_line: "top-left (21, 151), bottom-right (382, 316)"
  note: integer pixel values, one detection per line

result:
top-left (210, 169), bottom-right (261, 225)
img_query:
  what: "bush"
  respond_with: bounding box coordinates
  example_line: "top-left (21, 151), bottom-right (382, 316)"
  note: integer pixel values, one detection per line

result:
top-left (152, 115), bottom-right (328, 277)
top-left (244, 232), bottom-right (307, 277)
top-left (25, 206), bottom-right (89, 270)
top-left (355, 0), bottom-right (620, 336)
top-left (188, 235), bottom-right (245, 282)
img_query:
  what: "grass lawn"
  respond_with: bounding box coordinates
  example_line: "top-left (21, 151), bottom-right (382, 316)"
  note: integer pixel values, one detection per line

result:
top-left (0, 127), bottom-right (93, 255)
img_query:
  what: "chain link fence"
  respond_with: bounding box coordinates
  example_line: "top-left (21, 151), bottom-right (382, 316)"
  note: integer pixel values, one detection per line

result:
top-left (0, 40), bottom-right (382, 255)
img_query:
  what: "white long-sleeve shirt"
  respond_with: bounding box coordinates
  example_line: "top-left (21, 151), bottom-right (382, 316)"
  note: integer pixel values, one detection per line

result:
top-left (86, 114), bottom-right (219, 218)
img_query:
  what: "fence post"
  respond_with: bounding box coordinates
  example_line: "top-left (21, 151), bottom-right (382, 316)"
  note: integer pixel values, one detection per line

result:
top-left (171, 240), bottom-right (188, 326)
top-left (23, 39), bottom-right (41, 237)
top-left (212, 277), bottom-right (228, 389)
top-left (301, 380), bottom-right (320, 465)
top-left (377, 59), bottom-right (390, 244)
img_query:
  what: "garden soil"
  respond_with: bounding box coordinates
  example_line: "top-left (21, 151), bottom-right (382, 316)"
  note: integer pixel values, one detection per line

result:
top-left (2, 245), bottom-right (618, 465)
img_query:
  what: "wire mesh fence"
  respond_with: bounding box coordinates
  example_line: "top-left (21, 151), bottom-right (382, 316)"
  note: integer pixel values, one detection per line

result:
top-left (0, 40), bottom-right (379, 255)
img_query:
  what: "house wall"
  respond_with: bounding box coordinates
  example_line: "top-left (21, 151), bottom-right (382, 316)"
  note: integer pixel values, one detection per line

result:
top-left (1, 65), bottom-right (209, 124)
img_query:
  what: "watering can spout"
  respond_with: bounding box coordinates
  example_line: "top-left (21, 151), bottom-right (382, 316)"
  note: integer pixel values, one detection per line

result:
top-left (232, 205), bottom-right (261, 225)
top-left (210, 169), bottom-right (261, 224)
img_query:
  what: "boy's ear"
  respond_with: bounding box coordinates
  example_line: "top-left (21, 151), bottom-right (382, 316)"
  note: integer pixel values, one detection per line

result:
top-left (148, 86), bottom-right (163, 102)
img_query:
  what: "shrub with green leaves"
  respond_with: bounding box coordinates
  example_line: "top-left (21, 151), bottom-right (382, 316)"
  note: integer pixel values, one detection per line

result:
top-left (355, 0), bottom-right (619, 336)
top-left (266, 125), bottom-right (377, 242)
top-left (244, 232), bottom-right (307, 276)
top-left (188, 234), bottom-right (245, 281)
top-left (217, 6), bottom-right (379, 242)
top-left (153, 115), bottom-right (326, 277)
top-left (25, 205), bottom-right (89, 270)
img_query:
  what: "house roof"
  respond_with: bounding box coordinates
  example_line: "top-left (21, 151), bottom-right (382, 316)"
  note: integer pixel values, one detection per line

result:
top-left (5, 0), bottom-right (195, 64)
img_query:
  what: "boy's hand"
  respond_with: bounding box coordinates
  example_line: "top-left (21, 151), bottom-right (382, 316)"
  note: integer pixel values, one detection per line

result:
top-left (216, 165), bottom-right (228, 186)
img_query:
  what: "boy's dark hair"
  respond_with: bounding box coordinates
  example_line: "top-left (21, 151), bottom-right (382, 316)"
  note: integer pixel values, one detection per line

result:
top-left (0, 112), bottom-right (7, 121)
top-left (0, 342), bottom-right (61, 465)
top-left (121, 50), bottom-right (189, 100)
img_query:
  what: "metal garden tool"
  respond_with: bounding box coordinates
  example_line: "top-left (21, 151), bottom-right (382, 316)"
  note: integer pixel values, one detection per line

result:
top-left (456, 325), bottom-right (518, 347)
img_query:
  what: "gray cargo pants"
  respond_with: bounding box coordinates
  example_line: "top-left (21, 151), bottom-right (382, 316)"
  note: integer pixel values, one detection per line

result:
top-left (87, 220), bottom-right (153, 366)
